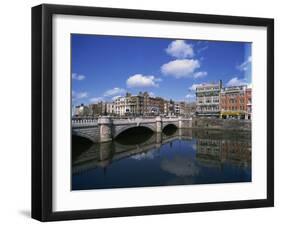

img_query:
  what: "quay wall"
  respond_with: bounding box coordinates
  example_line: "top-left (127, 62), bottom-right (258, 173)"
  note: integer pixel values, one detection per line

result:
top-left (192, 118), bottom-right (251, 131)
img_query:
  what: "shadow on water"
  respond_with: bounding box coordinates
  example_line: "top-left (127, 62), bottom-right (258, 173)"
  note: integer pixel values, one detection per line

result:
top-left (115, 126), bottom-right (154, 145)
top-left (72, 135), bottom-right (93, 159)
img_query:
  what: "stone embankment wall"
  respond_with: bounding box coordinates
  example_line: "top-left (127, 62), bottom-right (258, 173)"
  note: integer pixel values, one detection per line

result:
top-left (192, 118), bottom-right (251, 131)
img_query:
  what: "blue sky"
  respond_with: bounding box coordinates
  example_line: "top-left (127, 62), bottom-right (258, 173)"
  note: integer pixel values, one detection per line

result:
top-left (71, 34), bottom-right (251, 105)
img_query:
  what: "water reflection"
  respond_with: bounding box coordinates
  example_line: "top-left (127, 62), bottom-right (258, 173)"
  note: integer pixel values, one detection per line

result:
top-left (161, 156), bottom-right (199, 177)
top-left (72, 128), bottom-right (251, 190)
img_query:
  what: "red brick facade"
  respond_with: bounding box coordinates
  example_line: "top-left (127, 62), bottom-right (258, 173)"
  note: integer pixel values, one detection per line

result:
top-left (220, 86), bottom-right (252, 119)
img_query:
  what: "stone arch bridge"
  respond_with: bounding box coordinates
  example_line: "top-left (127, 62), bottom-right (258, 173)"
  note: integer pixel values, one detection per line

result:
top-left (72, 116), bottom-right (192, 143)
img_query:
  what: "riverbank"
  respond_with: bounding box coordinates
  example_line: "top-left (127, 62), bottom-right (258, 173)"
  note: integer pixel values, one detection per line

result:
top-left (191, 117), bottom-right (251, 131)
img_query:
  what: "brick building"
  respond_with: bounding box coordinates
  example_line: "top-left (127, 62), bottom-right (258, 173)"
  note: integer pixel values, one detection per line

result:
top-left (220, 86), bottom-right (252, 119)
top-left (114, 92), bottom-right (166, 116)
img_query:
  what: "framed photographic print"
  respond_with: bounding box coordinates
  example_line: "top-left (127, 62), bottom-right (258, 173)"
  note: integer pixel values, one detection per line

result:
top-left (32, 4), bottom-right (274, 221)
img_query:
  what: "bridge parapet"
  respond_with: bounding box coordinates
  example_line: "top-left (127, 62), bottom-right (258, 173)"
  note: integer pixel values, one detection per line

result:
top-left (72, 119), bottom-right (98, 128)
top-left (162, 117), bottom-right (192, 121)
top-left (162, 117), bottom-right (179, 122)
top-left (112, 117), bottom-right (157, 125)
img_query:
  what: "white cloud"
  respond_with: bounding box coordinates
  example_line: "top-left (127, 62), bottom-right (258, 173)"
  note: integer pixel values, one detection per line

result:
top-left (126, 74), bottom-right (161, 88)
top-left (112, 95), bottom-right (121, 101)
top-left (161, 156), bottom-right (199, 177)
top-left (104, 87), bottom-right (126, 97)
top-left (131, 151), bottom-right (155, 160)
top-left (226, 77), bottom-right (247, 87)
top-left (72, 73), bottom-right (86, 81)
top-left (89, 97), bottom-right (104, 103)
top-left (193, 71), bottom-right (207, 79)
top-left (189, 83), bottom-right (203, 91)
top-left (72, 91), bottom-right (88, 100)
top-left (185, 93), bottom-right (195, 99)
top-left (148, 92), bottom-right (155, 97)
top-left (161, 59), bottom-right (200, 78)
top-left (165, 40), bottom-right (194, 58)
top-left (237, 56), bottom-right (252, 71)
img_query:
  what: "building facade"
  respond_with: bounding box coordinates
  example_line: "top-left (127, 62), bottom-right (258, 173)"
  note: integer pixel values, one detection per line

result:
top-left (174, 102), bottom-right (181, 115)
top-left (114, 93), bottom-right (144, 116)
top-left (220, 86), bottom-right (252, 119)
top-left (73, 104), bottom-right (90, 117)
top-left (174, 101), bottom-right (188, 115)
top-left (184, 102), bottom-right (196, 117)
top-left (245, 88), bottom-right (252, 120)
top-left (106, 103), bottom-right (115, 116)
top-left (89, 102), bottom-right (106, 117)
top-left (114, 96), bottom-right (131, 116)
top-left (146, 96), bottom-right (165, 115)
top-left (196, 81), bottom-right (222, 117)
top-left (113, 92), bottom-right (167, 116)
top-left (164, 100), bottom-right (175, 116)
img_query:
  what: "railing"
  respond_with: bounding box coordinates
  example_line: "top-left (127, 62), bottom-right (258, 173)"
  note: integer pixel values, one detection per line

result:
top-left (162, 117), bottom-right (180, 122)
top-left (72, 118), bottom-right (98, 127)
top-left (72, 116), bottom-right (192, 126)
top-left (113, 118), bottom-right (157, 124)
top-left (196, 102), bottom-right (220, 105)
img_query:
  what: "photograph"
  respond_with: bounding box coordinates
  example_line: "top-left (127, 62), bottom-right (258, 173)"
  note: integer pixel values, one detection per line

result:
top-left (31, 3), bottom-right (274, 221)
top-left (71, 34), bottom-right (252, 191)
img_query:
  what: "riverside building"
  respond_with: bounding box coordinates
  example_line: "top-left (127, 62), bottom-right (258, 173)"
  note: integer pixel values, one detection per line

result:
top-left (220, 86), bottom-right (252, 120)
top-left (195, 81), bottom-right (222, 117)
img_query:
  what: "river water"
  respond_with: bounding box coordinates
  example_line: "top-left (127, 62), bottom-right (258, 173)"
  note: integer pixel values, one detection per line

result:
top-left (72, 127), bottom-right (251, 190)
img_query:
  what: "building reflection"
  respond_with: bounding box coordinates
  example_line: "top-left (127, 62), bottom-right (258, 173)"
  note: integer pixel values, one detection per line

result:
top-left (195, 135), bottom-right (251, 169)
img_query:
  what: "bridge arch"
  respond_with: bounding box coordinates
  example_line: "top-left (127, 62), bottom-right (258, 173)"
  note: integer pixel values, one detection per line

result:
top-left (162, 122), bottom-right (179, 130)
top-left (72, 130), bottom-right (95, 143)
top-left (114, 124), bottom-right (155, 139)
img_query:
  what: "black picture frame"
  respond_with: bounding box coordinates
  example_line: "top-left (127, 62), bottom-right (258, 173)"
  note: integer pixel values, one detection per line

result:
top-left (32, 4), bottom-right (274, 222)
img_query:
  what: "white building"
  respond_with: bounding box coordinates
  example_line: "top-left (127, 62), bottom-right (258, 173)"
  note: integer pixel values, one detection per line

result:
top-left (196, 81), bottom-right (222, 117)
top-left (106, 103), bottom-right (115, 115)
top-left (73, 104), bottom-right (90, 117)
top-left (114, 97), bottom-right (129, 116)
